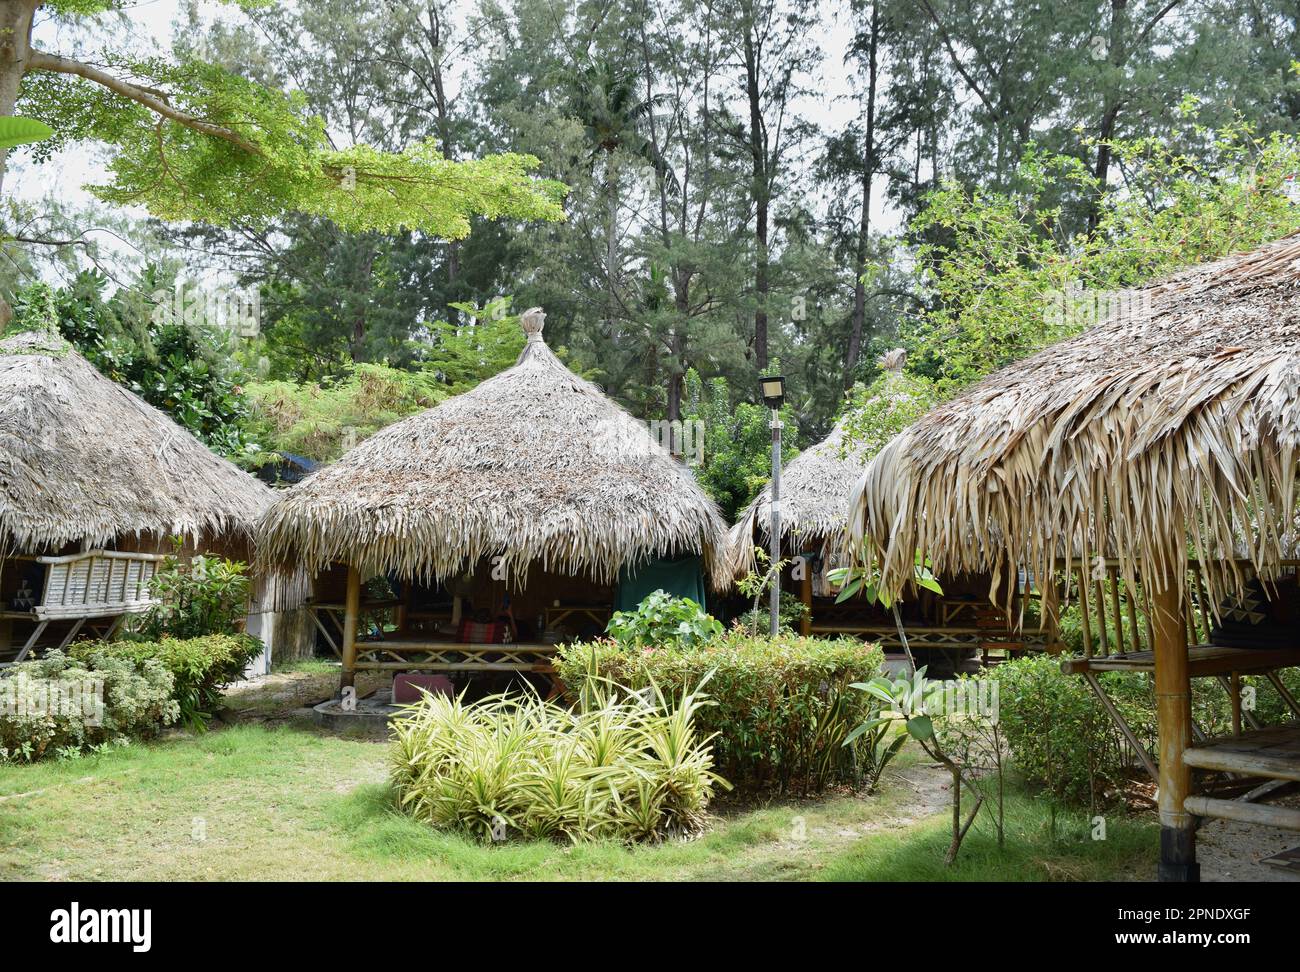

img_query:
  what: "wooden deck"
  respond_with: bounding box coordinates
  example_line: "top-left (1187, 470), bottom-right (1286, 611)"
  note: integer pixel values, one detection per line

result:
top-left (1061, 645), bottom-right (1300, 677)
top-left (1183, 723), bottom-right (1300, 782)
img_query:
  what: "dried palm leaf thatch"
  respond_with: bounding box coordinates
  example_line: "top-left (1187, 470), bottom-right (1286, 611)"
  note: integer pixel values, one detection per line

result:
top-left (849, 233), bottom-right (1300, 608)
top-left (727, 420), bottom-right (869, 580)
top-left (257, 309), bottom-right (728, 588)
top-left (726, 350), bottom-right (913, 581)
top-left (0, 330), bottom-right (273, 553)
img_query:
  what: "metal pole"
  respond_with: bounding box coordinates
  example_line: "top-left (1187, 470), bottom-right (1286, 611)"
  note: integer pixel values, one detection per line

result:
top-left (770, 408), bottom-right (782, 637)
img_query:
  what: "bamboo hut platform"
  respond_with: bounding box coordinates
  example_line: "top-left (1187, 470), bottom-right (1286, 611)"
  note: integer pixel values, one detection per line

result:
top-left (1062, 645), bottom-right (1300, 677)
top-left (846, 232), bottom-right (1300, 880)
top-left (1184, 724), bottom-right (1300, 782)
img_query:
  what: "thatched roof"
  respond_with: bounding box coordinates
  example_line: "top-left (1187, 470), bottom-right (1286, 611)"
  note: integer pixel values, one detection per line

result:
top-left (0, 330), bottom-right (273, 551)
top-left (849, 234), bottom-right (1300, 604)
top-left (726, 350), bottom-right (911, 580)
top-left (257, 309), bottom-right (729, 587)
top-left (727, 420), bottom-right (869, 579)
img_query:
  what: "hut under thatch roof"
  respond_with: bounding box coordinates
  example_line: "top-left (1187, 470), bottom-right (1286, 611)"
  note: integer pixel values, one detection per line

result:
top-left (0, 329), bottom-right (291, 665)
top-left (259, 308), bottom-right (727, 587)
top-left (258, 308), bottom-right (728, 687)
top-left (848, 234), bottom-right (1300, 881)
top-left (850, 235), bottom-right (1300, 605)
top-left (1, 329), bottom-right (272, 552)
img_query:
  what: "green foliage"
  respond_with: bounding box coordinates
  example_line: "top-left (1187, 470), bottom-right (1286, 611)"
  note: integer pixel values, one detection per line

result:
top-left (245, 362), bottom-right (445, 462)
top-left (905, 122), bottom-right (1300, 389)
top-left (605, 590), bottom-right (722, 651)
top-left (840, 366), bottom-right (941, 459)
top-left (827, 545), bottom-right (943, 609)
top-left (0, 649), bottom-right (178, 763)
top-left (20, 42), bottom-right (566, 235)
top-left (0, 116), bottom-right (53, 149)
top-left (69, 634), bottom-right (262, 732)
top-left (388, 686), bottom-right (724, 843)
top-left (682, 370), bottom-right (799, 522)
top-left (419, 298), bottom-right (526, 394)
top-left (8, 271), bottom-right (258, 460)
top-left (556, 630), bottom-right (885, 793)
top-left (994, 653), bottom-right (1300, 808)
top-left (136, 545), bottom-right (253, 642)
top-left (734, 590), bottom-right (810, 636)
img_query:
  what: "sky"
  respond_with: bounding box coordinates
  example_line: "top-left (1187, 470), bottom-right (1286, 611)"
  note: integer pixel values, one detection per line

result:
top-left (12, 0), bottom-right (900, 281)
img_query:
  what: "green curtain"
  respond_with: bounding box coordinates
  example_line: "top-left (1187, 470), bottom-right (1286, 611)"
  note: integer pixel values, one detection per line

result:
top-left (615, 554), bottom-right (707, 612)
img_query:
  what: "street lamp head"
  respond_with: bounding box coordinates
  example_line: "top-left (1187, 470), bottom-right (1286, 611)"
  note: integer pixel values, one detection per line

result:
top-left (759, 374), bottom-right (786, 409)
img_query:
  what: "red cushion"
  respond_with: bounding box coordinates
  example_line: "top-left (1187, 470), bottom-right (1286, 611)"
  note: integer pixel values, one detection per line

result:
top-left (457, 619), bottom-right (504, 643)
top-left (392, 673), bottom-right (455, 705)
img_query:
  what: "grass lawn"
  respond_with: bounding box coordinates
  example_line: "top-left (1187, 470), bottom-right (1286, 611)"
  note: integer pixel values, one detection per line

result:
top-left (0, 716), bottom-right (1159, 881)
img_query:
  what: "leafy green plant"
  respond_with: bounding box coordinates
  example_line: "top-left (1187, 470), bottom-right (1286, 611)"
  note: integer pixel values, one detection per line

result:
top-left (605, 590), bottom-right (722, 650)
top-left (244, 361), bottom-right (446, 462)
top-left (827, 546), bottom-right (942, 608)
top-left (847, 668), bottom-right (994, 865)
top-left (734, 590), bottom-right (809, 636)
top-left (557, 630), bottom-right (884, 793)
top-left (70, 634), bottom-right (262, 732)
top-left (135, 542), bottom-right (253, 642)
top-left (388, 683), bottom-right (725, 844)
top-left (0, 649), bottom-right (178, 762)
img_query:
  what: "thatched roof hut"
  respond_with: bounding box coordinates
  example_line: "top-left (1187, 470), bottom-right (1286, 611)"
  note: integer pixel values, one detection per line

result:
top-left (850, 235), bottom-right (1300, 604)
top-left (0, 329), bottom-right (273, 552)
top-left (257, 309), bottom-right (728, 588)
top-left (849, 234), bottom-right (1300, 881)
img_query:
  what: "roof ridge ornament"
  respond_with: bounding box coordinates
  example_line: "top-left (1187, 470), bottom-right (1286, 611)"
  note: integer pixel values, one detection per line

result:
top-left (878, 348), bottom-right (906, 373)
top-left (520, 306), bottom-right (546, 343)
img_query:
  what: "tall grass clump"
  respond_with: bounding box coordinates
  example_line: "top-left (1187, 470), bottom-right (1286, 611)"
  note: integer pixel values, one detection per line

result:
top-left (388, 685), bottom-right (726, 844)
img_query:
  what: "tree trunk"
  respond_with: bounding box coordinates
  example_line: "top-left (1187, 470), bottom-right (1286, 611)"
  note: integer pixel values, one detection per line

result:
top-left (1088, 0), bottom-right (1129, 236)
top-left (744, 27), bottom-right (769, 370)
top-left (0, 0), bottom-right (36, 198)
top-left (845, 0), bottom-right (880, 389)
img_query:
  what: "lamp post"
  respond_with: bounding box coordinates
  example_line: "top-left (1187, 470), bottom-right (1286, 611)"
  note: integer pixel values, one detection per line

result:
top-left (759, 375), bottom-right (786, 637)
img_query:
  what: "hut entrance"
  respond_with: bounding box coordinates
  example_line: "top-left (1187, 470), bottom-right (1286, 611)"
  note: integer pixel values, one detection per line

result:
top-left (314, 556), bottom-right (675, 698)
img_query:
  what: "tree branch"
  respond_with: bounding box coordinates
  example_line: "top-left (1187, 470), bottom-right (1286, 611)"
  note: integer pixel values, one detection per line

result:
top-left (26, 50), bottom-right (264, 157)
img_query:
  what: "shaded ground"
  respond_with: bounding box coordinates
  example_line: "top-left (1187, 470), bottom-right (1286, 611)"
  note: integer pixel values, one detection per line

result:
top-left (1197, 791), bottom-right (1300, 883)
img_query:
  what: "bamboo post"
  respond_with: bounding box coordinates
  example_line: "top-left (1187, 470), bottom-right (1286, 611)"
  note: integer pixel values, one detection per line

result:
top-left (1042, 570), bottom-right (1062, 653)
top-left (1077, 567), bottom-right (1095, 658)
top-left (1109, 568), bottom-right (1123, 654)
top-left (1152, 581), bottom-right (1198, 882)
top-left (340, 565), bottom-right (361, 692)
top-left (1094, 578), bottom-right (1110, 656)
top-left (799, 564), bottom-right (812, 637)
top-left (1125, 577), bottom-right (1140, 654)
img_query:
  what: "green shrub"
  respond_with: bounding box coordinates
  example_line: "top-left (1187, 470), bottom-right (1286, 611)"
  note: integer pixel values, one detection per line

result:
top-left (556, 630), bottom-right (884, 793)
top-left (388, 686), bottom-right (724, 843)
top-left (0, 649), bottom-right (178, 762)
top-left (136, 545), bottom-right (253, 641)
top-left (733, 590), bottom-right (810, 635)
top-left (605, 590), bottom-right (722, 650)
top-left (995, 654), bottom-right (1300, 808)
top-left (70, 634), bottom-right (262, 731)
